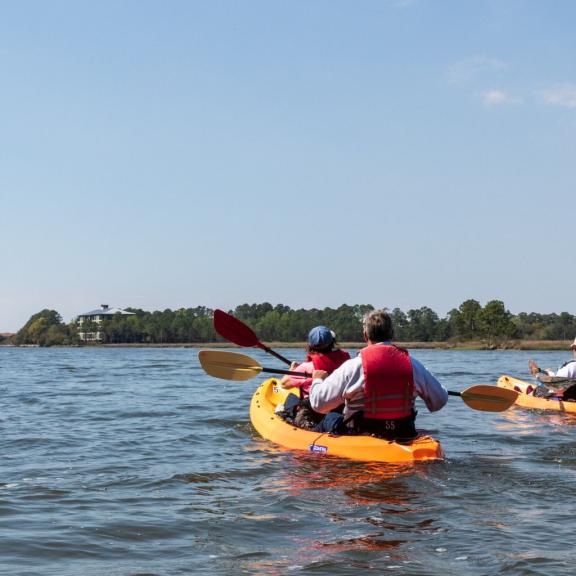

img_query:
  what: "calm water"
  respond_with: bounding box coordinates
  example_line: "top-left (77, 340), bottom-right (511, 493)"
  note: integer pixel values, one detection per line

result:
top-left (1, 347), bottom-right (575, 576)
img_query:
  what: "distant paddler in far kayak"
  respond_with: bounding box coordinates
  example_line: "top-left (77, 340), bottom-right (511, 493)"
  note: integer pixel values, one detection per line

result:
top-left (528, 337), bottom-right (576, 400)
top-left (309, 309), bottom-right (449, 440)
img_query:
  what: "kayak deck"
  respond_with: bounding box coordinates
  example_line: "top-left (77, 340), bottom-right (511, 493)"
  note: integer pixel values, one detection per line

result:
top-left (537, 374), bottom-right (576, 386)
top-left (249, 378), bottom-right (444, 463)
top-left (497, 374), bottom-right (576, 413)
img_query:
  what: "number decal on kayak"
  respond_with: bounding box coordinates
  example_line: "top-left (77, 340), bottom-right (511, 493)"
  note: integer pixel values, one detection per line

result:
top-left (309, 444), bottom-right (328, 454)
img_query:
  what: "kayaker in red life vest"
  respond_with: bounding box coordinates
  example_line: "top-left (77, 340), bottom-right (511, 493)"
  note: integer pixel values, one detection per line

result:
top-left (279, 325), bottom-right (350, 397)
top-left (276, 326), bottom-right (350, 430)
top-left (309, 309), bottom-right (448, 440)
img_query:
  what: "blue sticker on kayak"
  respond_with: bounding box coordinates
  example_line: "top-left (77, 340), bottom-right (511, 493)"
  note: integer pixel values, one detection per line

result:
top-left (309, 444), bottom-right (328, 454)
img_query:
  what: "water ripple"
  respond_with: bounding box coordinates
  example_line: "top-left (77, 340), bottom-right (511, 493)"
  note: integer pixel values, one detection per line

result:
top-left (0, 347), bottom-right (574, 575)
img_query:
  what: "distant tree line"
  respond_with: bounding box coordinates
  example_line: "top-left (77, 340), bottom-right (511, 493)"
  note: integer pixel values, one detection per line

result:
top-left (4, 300), bottom-right (576, 347)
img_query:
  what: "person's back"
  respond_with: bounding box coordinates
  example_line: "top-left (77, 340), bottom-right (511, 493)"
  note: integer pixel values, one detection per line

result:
top-left (357, 342), bottom-right (417, 438)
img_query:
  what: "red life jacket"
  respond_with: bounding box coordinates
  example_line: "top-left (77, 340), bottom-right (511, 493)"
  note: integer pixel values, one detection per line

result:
top-left (291, 349), bottom-right (351, 396)
top-left (307, 349), bottom-right (351, 372)
top-left (361, 344), bottom-right (415, 420)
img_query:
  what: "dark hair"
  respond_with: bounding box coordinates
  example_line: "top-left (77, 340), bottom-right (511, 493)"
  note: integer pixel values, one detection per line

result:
top-left (362, 309), bottom-right (394, 342)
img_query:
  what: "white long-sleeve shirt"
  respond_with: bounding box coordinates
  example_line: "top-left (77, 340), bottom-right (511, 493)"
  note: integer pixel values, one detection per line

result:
top-left (544, 359), bottom-right (576, 379)
top-left (309, 344), bottom-right (448, 420)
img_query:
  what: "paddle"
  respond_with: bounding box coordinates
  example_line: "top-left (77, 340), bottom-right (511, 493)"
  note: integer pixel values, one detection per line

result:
top-left (198, 350), bottom-right (311, 381)
top-left (447, 387), bottom-right (517, 412)
top-left (198, 350), bottom-right (518, 412)
top-left (213, 309), bottom-right (292, 366)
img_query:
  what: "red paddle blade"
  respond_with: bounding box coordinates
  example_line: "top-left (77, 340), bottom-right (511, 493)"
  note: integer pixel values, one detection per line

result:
top-left (213, 309), bottom-right (260, 347)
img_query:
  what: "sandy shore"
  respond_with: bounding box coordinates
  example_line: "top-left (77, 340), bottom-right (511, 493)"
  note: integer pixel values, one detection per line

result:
top-left (90, 339), bottom-right (573, 350)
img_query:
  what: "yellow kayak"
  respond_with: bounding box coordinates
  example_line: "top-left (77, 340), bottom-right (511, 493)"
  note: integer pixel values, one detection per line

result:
top-left (497, 374), bottom-right (576, 413)
top-left (249, 378), bottom-right (444, 463)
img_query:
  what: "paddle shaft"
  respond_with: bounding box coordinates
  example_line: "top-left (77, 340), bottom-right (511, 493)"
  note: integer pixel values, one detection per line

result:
top-left (260, 370), bottom-right (512, 410)
top-left (263, 378), bottom-right (471, 397)
top-left (262, 366), bottom-right (312, 378)
top-left (261, 375), bottom-right (495, 406)
top-left (200, 349), bottom-right (516, 411)
top-left (213, 309), bottom-right (293, 366)
top-left (257, 363), bottom-right (499, 402)
top-left (264, 377), bottom-right (513, 411)
top-left (257, 343), bottom-right (293, 366)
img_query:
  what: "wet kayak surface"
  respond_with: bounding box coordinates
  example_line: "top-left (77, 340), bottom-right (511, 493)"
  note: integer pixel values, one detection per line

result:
top-left (0, 347), bottom-right (574, 575)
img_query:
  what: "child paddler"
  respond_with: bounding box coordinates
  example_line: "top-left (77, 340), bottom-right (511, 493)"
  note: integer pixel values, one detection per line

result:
top-left (278, 326), bottom-right (350, 429)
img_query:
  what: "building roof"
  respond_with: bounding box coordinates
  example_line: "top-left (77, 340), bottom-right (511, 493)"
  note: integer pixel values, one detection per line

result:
top-left (78, 305), bottom-right (135, 317)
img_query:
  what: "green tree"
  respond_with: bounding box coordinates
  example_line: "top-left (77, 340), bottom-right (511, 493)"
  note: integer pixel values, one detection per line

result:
top-left (478, 300), bottom-right (517, 345)
top-left (433, 318), bottom-right (451, 341)
top-left (405, 307), bottom-right (439, 342)
top-left (449, 299), bottom-right (482, 339)
top-left (14, 309), bottom-right (72, 346)
top-left (546, 312), bottom-right (576, 341)
top-left (390, 308), bottom-right (408, 340)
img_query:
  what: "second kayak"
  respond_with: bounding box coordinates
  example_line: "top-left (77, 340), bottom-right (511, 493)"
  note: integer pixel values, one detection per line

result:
top-left (249, 378), bottom-right (444, 463)
top-left (497, 374), bottom-right (576, 413)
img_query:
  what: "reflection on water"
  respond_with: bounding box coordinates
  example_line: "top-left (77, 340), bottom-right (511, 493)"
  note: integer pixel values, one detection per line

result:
top-left (276, 458), bottom-right (418, 496)
top-left (238, 455), bottom-right (449, 574)
top-left (1, 347), bottom-right (576, 575)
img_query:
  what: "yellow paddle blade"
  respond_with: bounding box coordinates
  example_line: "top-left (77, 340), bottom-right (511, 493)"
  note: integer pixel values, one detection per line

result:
top-left (459, 384), bottom-right (518, 412)
top-left (198, 350), bottom-right (263, 381)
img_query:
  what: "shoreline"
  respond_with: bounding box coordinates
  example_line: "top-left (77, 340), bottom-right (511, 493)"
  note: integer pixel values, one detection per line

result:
top-left (2, 340), bottom-right (571, 351)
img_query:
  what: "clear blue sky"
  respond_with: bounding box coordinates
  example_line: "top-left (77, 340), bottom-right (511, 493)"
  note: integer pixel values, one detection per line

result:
top-left (2, 0), bottom-right (575, 332)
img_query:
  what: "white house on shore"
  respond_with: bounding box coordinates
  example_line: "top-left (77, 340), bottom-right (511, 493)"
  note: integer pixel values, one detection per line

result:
top-left (77, 304), bottom-right (135, 342)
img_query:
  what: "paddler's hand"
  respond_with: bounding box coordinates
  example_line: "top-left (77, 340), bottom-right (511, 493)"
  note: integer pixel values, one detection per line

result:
top-left (528, 360), bottom-right (541, 376)
top-left (312, 370), bottom-right (328, 381)
top-left (280, 362), bottom-right (300, 389)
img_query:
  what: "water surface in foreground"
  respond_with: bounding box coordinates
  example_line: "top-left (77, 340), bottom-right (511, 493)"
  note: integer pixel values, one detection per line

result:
top-left (1, 347), bottom-right (575, 575)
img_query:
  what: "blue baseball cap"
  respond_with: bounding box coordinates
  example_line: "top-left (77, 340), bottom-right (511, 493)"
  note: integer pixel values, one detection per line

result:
top-left (308, 326), bottom-right (335, 349)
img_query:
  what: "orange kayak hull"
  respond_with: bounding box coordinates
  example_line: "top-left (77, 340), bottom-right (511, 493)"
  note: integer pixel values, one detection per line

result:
top-left (249, 378), bottom-right (444, 463)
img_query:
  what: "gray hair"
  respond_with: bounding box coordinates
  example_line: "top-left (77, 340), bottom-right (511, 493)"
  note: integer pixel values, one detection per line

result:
top-left (362, 309), bottom-right (394, 342)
